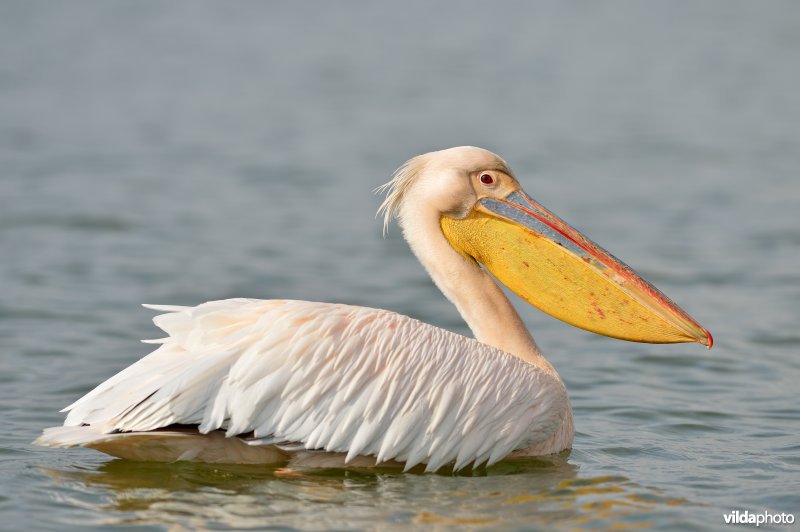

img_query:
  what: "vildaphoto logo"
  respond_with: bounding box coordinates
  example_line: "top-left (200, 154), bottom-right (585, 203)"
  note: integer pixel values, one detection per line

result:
top-left (723, 510), bottom-right (795, 527)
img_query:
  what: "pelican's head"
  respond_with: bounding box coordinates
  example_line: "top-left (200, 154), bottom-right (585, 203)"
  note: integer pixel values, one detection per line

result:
top-left (379, 146), bottom-right (712, 347)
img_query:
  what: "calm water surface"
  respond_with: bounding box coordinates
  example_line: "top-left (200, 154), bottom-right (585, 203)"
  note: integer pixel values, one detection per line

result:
top-left (1, 2), bottom-right (799, 530)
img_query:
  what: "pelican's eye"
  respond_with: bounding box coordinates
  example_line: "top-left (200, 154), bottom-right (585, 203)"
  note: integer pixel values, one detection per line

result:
top-left (479, 173), bottom-right (494, 185)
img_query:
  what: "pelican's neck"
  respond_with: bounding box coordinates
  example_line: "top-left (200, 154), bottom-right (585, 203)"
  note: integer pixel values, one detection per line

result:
top-left (401, 207), bottom-right (550, 368)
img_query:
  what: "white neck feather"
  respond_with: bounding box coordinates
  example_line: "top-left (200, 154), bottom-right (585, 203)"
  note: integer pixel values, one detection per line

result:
top-left (400, 203), bottom-right (550, 369)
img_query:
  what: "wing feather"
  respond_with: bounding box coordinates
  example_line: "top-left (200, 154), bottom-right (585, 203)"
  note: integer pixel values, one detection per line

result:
top-left (52, 299), bottom-right (571, 470)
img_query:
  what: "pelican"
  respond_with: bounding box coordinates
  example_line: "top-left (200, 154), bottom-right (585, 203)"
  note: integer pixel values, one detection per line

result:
top-left (35, 147), bottom-right (712, 472)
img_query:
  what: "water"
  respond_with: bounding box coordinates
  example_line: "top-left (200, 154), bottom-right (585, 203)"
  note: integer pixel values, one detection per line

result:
top-left (1, 1), bottom-right (799, 530)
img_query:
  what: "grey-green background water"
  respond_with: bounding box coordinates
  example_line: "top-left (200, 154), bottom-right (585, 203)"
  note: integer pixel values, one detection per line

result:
top-left (2, 1), bottom-right (798, 530)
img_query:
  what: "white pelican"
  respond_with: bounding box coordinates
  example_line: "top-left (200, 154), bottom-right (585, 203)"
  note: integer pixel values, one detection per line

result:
top-left (35, 147), bottom-right (712, 472)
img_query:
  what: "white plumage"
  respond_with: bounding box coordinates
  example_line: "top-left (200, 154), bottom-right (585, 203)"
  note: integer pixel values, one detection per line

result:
top-left (36, 145), bottom-right (718, 472)
top-left (35, 146), bottom-right (711, 469)
top-left (39, 299), bottom-right (571, 472)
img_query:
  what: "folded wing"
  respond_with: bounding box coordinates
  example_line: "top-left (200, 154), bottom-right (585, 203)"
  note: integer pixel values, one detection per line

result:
top-left (43, 298), bottom-right (569, 472)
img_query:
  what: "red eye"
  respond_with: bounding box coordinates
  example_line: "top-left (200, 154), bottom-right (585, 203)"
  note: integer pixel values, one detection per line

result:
top-left (480, 174), bottom-right (494, 185)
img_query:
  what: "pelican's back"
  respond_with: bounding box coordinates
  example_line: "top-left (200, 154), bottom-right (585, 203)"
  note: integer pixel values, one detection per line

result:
top-left (36, 299), bottom-right (571, 471)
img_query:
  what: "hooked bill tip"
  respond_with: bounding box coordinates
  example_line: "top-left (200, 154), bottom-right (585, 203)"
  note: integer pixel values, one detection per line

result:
top-left (702, 329), bottom-right (714, 350)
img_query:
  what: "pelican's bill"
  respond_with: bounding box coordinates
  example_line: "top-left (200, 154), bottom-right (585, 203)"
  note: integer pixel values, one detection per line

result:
top-left (441, 191), bottom-right (712, 347)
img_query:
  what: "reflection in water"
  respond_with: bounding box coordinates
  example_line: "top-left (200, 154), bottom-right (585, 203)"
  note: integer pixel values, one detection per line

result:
top-left (40, 454), bottom-right (690, 529)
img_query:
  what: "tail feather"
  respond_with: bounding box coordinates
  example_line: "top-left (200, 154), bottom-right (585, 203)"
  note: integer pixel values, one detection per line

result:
top-left (142, 304), bottom-right (191, 312)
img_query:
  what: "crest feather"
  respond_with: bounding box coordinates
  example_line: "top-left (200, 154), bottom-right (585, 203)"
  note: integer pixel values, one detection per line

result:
top-left (375, 154), bottom-right (429, 235)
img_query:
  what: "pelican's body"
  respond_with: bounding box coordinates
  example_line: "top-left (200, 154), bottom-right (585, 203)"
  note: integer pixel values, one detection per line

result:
top-left (36, 147), bottom-right (710, 472)
top-left (38, 299), bottom-right (572, 471)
